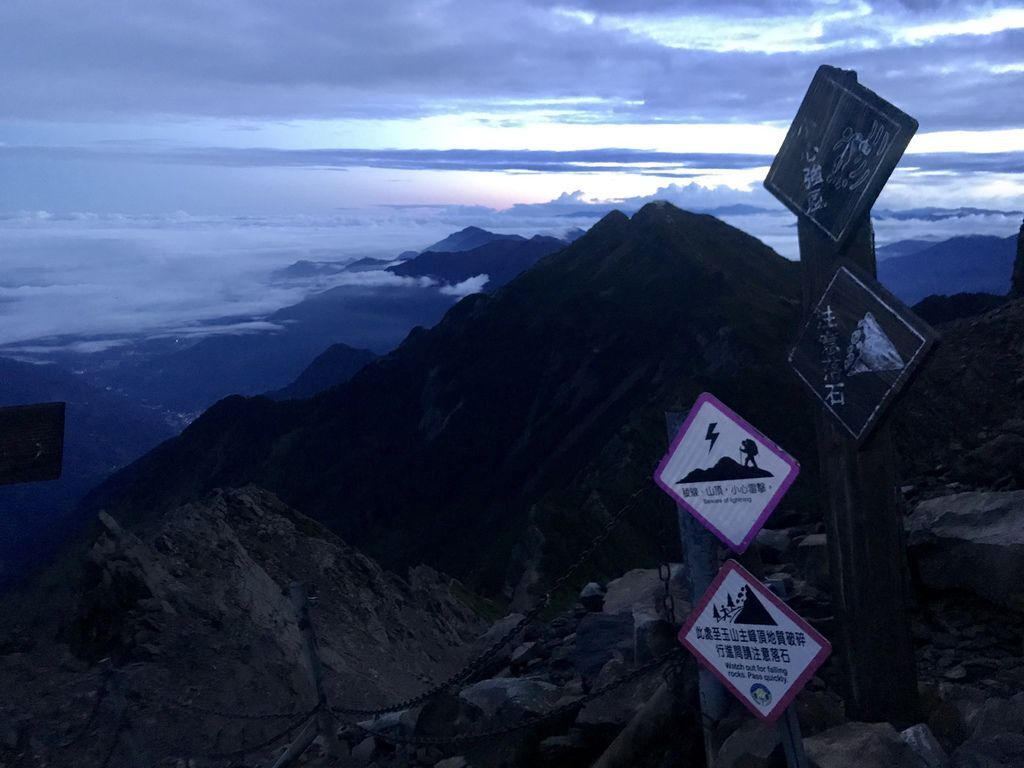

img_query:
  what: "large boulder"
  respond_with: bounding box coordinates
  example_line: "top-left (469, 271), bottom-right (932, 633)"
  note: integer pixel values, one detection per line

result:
top-left (601, 565), bottom-right (688, 616)
top-left (952, 734), bottom-right (1024, 768)
top-left (804, 722), bottom-right (920, 768)
top-left (906, 491), bottom-right (1024, 611)
top-left (715, 719), bottom-right (784, 768)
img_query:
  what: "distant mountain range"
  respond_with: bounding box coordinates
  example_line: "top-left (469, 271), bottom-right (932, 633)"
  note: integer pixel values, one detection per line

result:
top-left (421, 225), bottom-right (525, 252)
top-left (82, 203), bottom-right (817, 597)
top-left (877, 234), bottom-right (1017, 305)
top-left (874, 207), bottom-right (1022, 222)
top-left (388, 234), bottom-right (568, 288)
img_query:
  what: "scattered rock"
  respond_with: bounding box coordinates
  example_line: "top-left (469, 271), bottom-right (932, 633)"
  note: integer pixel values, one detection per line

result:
top-left (804, 722), bottom-right (920, 768)
top-left (601, 566), bottom-right (687, 617)
top-left (952, 434), bottom-right (1024, 487)
top-left (580, 582), bottom-right (606, 612)
top-left (951, 733), bottom-right (1024, 767)
top-left (756, 528), bottom-right (793, 564)
top-left (965, 696), bottom-right (1024, 740)
top-left (459, 678), bottom-right (561, 720)
top-left (474, 613), bottom-right (526, 672)
top-left (572, 613), bottom-right (633, 687)
top-left (537, 730), bottom-right (592, 768)
top-left (794, 689), bottom-right (846, 736)
top-left (900, 724), bottom-right (949, 768)
top-left (435, 757), bottom-right (469, 768)
top-left (351, 735), bottom-right (377, 765)
top-left (510, 641), bottom-right (543, 671)
top-left (715, 719), bottom-right (784, 768)
top-left (906, 491), bottom-right (1024, 611)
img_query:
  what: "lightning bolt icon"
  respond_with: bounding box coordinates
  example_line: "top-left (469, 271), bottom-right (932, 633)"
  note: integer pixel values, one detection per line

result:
top-left (705, 422), bottom-right (719, 453)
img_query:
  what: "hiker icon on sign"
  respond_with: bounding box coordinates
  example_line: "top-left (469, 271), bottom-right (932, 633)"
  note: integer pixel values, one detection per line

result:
top-left (740, 439), bottom-right (759, 469)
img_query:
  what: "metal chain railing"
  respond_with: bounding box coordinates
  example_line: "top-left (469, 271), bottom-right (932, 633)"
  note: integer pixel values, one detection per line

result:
top-left (342, 646), bottom-right (687, 748)
top-left (330, 485), bottom-right (656, 718)
top-left (156, 694), bottom-right (309, 722)
top-left (196, 706), bottom-right (320, 762)
top-left (57, 483), bottom-right (662, 765)
top-left (659, 562), bottom-right (677, 627)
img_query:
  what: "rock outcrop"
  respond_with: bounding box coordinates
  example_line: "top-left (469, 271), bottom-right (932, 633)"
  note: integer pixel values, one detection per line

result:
top-left (0, 487), bottom-right (484, 767)
top-left (906, 491), bottom-right (1024, 611)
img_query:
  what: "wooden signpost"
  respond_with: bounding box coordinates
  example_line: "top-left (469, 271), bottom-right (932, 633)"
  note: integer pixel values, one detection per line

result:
top-left (765, 65), bottom-right (918, 246)
top-left (765, 65), bottom-right (926, 724)
top-left (0, 402), bottom-right (66, 486)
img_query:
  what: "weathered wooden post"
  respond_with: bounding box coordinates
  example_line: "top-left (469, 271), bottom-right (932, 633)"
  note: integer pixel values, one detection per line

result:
top-left (765, 65), bottom-right (932, 724)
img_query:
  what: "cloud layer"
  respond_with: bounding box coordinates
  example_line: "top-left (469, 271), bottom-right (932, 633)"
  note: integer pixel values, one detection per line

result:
top-left (2, 1), bottom-right (1023, 131)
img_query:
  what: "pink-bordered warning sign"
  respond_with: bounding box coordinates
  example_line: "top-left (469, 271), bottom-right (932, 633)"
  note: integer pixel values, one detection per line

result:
top-left (654, 392), bottom-right (799, 553)
top-left (679, 560), bottom-right (831, 722)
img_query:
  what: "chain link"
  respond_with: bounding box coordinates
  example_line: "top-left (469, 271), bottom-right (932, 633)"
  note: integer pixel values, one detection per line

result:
top-left (195, 706), bottom-right (320, 762)
top-left (156, 694), bottom-right (310, 722)
top-left (75, 483), bottom-right (658, 761)
top-left (344, 646), bottom-right (686, 748)
top-left (658, 562), bottom-right (677, 627)
top-left (330, 485), bottom-right (655, 718)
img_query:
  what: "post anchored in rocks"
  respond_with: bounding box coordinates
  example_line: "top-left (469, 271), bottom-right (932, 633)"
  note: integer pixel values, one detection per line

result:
top-left (665, 412), bottom-right (729, 768)
top-left (269, 582), bottom-right (345, 768)
top-left (765, 65), bottom-right (929, 725)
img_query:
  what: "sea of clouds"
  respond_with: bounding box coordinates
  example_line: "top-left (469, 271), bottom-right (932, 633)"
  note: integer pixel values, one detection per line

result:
top-left (0, 194), bottom-right (1018, 355)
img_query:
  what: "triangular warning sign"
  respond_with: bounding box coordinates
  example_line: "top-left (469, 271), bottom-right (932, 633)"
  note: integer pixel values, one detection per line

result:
top-left (734, 587), bottom-right (776, 626)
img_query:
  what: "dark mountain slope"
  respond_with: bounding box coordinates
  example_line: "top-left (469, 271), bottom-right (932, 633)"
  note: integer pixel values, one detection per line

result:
top-left (388, 235), bottom-right (567, 289)
top-left (267, 343), bottom-right (377, 400)
top-left (83, 203), bottom-right (813, 594)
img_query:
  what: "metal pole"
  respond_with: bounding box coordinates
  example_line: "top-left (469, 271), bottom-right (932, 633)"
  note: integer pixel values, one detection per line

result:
top-left (268, 717), bottom-right (320, 768)
top-left (778, 707), bottom-right (810, 768)
top-left (291, 581), bottom-right (345, 759)
top-left (666, 412), bottom-right (728, 768)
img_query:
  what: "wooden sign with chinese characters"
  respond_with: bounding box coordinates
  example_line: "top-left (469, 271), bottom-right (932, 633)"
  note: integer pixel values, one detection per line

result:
top-left (765, 65), bottom-right (918, 245)
top-left (0, 402), bottom-right (66, 485)
top-left (789, 264), bottom-right (936, 443)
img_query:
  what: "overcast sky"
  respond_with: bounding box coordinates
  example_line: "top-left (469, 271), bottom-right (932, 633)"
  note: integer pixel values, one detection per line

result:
top-left (2, 0), bottom-right (1023, 214)
top-left (1, 1), bottom-right (1022, 349)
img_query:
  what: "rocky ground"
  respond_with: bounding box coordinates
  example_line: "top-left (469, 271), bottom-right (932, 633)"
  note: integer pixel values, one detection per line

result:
top-left (0, 487), bottom-right (485, 768)
top-left (1, 484), bottom-right (1022, 768)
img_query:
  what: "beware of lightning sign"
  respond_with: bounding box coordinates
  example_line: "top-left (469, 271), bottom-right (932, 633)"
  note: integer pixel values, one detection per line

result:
top-left (655, 393), bottom-right (800, 553)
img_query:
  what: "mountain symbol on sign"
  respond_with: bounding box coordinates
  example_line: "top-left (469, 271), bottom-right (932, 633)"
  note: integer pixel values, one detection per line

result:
top-left (844, 312), bottom-right (905, 376)
top-left (677, 438), bottom-right (774, 485)
top-left (712, 585), bottom-right (777, 626)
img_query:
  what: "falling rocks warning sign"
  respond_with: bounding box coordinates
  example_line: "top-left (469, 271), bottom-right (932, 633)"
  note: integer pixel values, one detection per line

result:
top-left (654, 393), bottom-right (799, 553)
top-left (789, 263), bottom-right (937, 444)
top-left (679, 560), bottom-right (831, 722)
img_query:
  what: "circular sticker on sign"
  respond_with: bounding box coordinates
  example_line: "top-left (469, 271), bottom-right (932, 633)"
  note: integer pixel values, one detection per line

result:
top-left (750, 683), bottom-right (773, 707)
